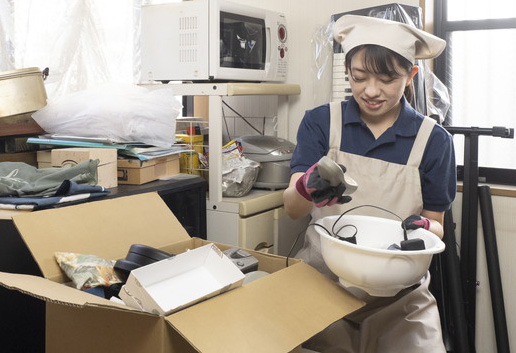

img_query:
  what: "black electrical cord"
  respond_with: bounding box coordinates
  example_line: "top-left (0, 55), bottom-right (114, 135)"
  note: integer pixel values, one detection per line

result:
top-left (221, 102), bottom-right (232, 141)
top-left (285, 204), bottom-right (411, 267)
top-left (332, 205), bottom-right (408, 241)
top-left (286, 228), bottom-right (306, 267)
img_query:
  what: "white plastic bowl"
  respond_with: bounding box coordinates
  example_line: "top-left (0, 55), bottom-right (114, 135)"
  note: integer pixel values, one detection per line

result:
top-left (317, 214), bottom-right (445, 297)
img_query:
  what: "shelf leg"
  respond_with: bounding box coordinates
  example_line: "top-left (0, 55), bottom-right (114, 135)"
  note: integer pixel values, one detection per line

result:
top-left (208, 95), bottom-right (223, 207)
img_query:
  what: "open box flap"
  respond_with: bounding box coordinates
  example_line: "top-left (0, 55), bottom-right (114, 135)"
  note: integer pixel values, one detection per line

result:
top-left (0, 271), bottom-right (140, 313)
top-left (165, 263), bottom-right (365, 353)
top-left (11, 193), bottom-right (190, 283)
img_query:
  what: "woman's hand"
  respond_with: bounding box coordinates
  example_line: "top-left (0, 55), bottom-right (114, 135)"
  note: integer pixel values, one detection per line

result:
top-left (295, 162), bottom-right (352, 207)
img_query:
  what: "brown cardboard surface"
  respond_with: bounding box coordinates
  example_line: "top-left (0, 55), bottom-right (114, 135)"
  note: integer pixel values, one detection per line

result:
top-left (11, 193), bottom-right (190, 283)
top-left (0, 151), bottom-right (38, 166)
top-left (117, 164), bottom-right (158, 184)
top-left (0, 208), bottom-right (31, 220)
top-left (0, 271), bottom-right (133, 311)
top-left (117, 155), bottom-right (180, 185)
top-left (49, 147), bottom-right (118, 188)
top-left (36, 149), bottom-right (51, 163)
top-left (50, 147), bottom-right (117, 167)
top-left (166, 263), bottom-right (364, 353)
top-left (45, 304), bottom-right (198, 353)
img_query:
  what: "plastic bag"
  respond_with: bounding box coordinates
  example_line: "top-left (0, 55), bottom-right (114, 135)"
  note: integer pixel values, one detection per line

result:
top-left (55, 252), bottom-right (122, 290)
top-left (310, 21), bottom-right (335, 106)
top-left (423, 64), bottom-right (451, 124)
top-left (221, 140), bottom-right (260, 197)
top-left (32, 83), bottom-right (182, 147)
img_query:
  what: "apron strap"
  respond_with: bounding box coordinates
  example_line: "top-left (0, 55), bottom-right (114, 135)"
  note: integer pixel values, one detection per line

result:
top-left (407, 116), bottom-right (437, 167)
top-left (329, 102), bottom-right (343, 151)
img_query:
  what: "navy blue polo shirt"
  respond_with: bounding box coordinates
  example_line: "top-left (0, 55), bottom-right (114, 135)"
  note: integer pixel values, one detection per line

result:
top-left (291, 97), bottom-right (457, 212)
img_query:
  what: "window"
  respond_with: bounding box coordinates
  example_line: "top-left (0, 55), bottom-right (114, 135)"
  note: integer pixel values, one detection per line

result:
top-left (434, 0), bottom-right (516, 184)
top-left (1, 0), bottom-right (182, 99)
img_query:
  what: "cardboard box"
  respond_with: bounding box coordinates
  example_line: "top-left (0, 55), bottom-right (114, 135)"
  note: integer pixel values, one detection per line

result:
top-left (37, 148), bottom-right (118, 188)
top-left (120, 243), bottom-right (245, 315)
top-left (0, 193), bottom-right (364, 353)
top-left (36, 150), bottom-right (51, 168)
top-left (0, 151), bottom-right (38, 166)
top-left (117, 155), bottom-right (180, 185)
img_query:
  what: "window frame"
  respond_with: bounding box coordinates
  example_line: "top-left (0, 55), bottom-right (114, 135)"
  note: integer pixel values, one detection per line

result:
top-left (433, 0), bottom-right (516, 186)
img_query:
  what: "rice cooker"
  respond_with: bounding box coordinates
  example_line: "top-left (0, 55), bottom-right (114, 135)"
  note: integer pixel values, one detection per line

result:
top-left (237, 135), bottom-right (295, 190)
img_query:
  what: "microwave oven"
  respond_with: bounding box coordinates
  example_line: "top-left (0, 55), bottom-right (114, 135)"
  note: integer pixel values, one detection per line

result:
top-left (140, 0), bottom-right (288, 82)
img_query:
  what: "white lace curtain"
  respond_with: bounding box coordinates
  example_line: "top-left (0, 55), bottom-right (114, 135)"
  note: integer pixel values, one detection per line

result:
top-left (0, 0), bottom-right (178, 99)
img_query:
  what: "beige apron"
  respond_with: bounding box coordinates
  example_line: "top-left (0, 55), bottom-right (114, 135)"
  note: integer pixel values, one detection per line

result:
top-left (299, 102), bottom-right (445, 353)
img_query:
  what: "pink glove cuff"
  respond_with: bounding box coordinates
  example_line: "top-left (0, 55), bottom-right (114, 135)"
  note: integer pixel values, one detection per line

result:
top-left (414, 216), bottom-right (431, 230)
top-left (295, 176), bottom-right (312, 201)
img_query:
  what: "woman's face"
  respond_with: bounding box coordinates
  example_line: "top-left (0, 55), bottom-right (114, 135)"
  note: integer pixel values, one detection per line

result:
top-left (348, 48), bottom-right (417, 122)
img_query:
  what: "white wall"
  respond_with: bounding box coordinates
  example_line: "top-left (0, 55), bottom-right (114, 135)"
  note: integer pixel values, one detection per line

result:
top-left (229, 0), bottom-right (419, 142)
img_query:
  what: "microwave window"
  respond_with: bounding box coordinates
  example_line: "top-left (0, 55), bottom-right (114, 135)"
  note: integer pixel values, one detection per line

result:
top-left (220, 12), bottom-right (266, 70)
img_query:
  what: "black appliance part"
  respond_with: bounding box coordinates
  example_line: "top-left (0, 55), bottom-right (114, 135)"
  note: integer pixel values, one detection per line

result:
top-left (115, 244), bottom-right (174, 280)
top-left (126, 244), bottom-right (173, 264)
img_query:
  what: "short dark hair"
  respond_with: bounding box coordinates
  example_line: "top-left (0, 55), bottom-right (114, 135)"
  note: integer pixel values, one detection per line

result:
top-left (345, 45), bottom-right (415, 103)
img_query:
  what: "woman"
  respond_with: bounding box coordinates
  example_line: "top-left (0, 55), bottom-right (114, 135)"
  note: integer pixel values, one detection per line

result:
top-left (283, 15), bottom-right (456, 352)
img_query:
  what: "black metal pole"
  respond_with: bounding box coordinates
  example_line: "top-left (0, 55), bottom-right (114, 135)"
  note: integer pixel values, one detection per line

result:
top-left (443, 125), bottom-right (514, 353)
top-left (430, 254), bottom-right (451, 350)
top-left (459, 132), bottom-right (479, 351)
top-left (444, 126), bottom-right (514, 138)
top-left (478, 185), bottom-right (511, 353)
top-left (443, 210), bottom-right (471, 353)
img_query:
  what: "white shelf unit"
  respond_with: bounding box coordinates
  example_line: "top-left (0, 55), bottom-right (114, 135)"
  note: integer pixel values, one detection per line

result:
top-left (142, 82), bottom-right (305, 251)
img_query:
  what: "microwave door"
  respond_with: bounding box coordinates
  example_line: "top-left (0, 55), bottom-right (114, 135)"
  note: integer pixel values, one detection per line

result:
top-left (216, 11), bottom-right (266, 81)
top-left (221, 22), bottom-right (263, 69)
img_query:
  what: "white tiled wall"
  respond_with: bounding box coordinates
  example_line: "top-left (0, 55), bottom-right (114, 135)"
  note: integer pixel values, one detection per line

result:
top-left (220, 95), bottom-right (279, 144)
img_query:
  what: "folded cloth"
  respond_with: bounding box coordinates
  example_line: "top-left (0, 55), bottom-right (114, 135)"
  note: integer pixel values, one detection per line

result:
top-left (0, 160), bottom-right (98, 197)
top-left (0, 180), bottom-right (109, 210)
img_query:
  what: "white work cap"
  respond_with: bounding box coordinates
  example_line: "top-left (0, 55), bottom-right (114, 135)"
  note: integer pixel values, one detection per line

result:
top-left (334, 15), bottom-right (446, 64)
